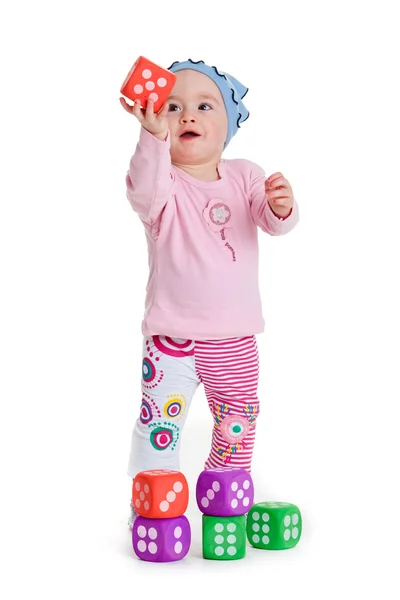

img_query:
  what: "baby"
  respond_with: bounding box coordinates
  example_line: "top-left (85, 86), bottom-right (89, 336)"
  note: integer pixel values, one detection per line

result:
top-left (120, 59), bottom-right (299, 528)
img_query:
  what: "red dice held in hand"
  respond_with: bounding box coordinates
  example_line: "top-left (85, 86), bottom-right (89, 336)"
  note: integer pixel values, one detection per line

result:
top-left (120, 56), bottom-right (177, 114)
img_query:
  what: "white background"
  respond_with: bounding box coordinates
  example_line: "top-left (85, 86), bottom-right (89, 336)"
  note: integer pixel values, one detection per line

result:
top-left (1, 0), bottom-right (399, 598)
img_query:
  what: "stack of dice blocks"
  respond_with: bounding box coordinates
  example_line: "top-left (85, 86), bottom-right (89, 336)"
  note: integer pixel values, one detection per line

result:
top-left (131, 469), bottom-right (191, 562)
top-left (196, 467), bottom-right (255, 560)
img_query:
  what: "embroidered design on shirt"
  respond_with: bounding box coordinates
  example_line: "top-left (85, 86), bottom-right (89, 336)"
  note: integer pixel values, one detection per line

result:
top-left (209, 203), bottom-right (231, 227)
top-left (203, 199), bottom-right (237, 262)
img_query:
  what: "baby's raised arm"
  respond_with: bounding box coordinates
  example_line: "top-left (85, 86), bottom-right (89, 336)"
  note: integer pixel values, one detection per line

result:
top-left (122, 98), bottom-right (174, 227)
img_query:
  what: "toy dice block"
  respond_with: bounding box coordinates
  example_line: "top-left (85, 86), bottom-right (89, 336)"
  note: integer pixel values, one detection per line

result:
top-left (247, 502), bottom-right (302, 550)
top-left (196, 467), bottom-right (254, 516)
top-left (203, 515), bottom-right (246, 560)
top-left (132, 469), bottom-right (188, 519)
top-left (132, 515), bottom-right (191, 563)
top-left (120, 55), bottom-right (177, 113)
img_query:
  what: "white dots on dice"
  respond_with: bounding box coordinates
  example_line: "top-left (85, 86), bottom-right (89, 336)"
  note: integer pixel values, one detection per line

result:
top-left (214, 523), bottom-right (224, 532)
top-left (142, 69), bottom-right (152, 79)
top-left (252, 512), bottom-right (260, 521)
top-left (284, 529), bottom-right (291, 541)
top-left (227, 535), bottom-right (236, 544)
top-left (252, 523), bottom-right (260, 532)
top-left (135, 499), bottom-right (140, 509)
top-left (237, 489), bottom-right (244, 499)
top-left (174, 541), bottom-right (183, 554)
top-left (284, 515), bottom-right (291, 527)
top-left (137, 540), bottom-right (146, 552)
top-left (174, 526), bottom-right (182, 538)
top-left (262, 524), bottom-right (270, 533)
top-left (149, 92), bottom-right (159, 102)
top-left (207, 489), bottom-right (215, 500)
top-left (231, 482), bottom-right (238, 491)
top-left (173, 481), bottom-right (183, 493)
top-left (231, 499), bottom-right (238, 509)
top-left (243, 497), bottom-right (250, 507)
top-left (292, 527), bottom-right (299, 539)
top-left (166, 491), bottom-right (176, 502)
top-left (135, 482), bottom-right (141, 491)
top-left (215, 546), bottom-right (224, 556)
top-left (145, 81), bottom-right (155, 90)
top-left (137, 526), bottom-right (146, 538)
top-left (292, 513), bottom-right (299, 525)
top-left (227, 523), bottom-right (236, 532)
top-left (157, 77), bottom-right (167, 87)
top-left (212, 481), bottom-right (220, 492)
top-left (144, 484), bottom-right (149, 493)
top-left (144, 501), bottom-right (149, 511)
top-left (140, 492), bottom-right (145, 501)
top-left (262, 513), bottom-right (270, 522)
top-left (201, 497), bottom-right (209, 508)
top-left (262, 536), bottom-right (270, 544)
top-left (252, 534), bottom-right (260, 543)
top-left (159, 500), bottom-right (169, 512)
top-left (227, 546), bottom-right (237, 556)
top-left (215, 535), bottom-right (224, 544)
top-left (243, 480), bottom-right (250, 490)
top-left (134, 84), bottom-right (143, 95)
top-left (148, 542), bottom-right (157, 554)
top-left (148, 528), bottom-right (157, 540)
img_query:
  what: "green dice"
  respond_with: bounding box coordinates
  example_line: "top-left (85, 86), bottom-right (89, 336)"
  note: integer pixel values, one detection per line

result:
top-left (247, 502), bottom-right (302, 550)
top-left (202, 515), bottom-right (246, 560)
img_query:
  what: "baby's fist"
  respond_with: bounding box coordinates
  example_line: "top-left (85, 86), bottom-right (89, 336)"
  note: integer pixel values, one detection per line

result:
top-left (265, 172), bottom-right (294, 219)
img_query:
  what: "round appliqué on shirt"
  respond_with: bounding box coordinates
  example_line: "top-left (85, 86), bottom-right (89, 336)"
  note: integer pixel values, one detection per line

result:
top-left (203, 199), bottom-right (233, 232)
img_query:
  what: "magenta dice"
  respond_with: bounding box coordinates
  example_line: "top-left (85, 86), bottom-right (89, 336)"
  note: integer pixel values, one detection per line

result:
top-left (132, 515), bottom-right (191, 562)
top-left (196, 467), bottom-right (254, 516)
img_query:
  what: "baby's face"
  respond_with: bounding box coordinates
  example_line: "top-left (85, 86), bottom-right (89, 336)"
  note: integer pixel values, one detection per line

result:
top-left (166, 70), bottom-right (228, 166)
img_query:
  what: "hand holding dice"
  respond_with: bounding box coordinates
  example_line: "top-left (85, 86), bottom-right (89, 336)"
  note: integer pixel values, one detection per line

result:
top-left (265, 172), bottom-right (294, 219)
top-left (120, 56), bottom-right (177, 141)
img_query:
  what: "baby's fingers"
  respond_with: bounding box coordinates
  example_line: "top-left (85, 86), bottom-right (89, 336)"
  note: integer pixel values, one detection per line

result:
top-left (145, 98), bottom-right (156, 121)
top-left (120, 97), bottom-right (135, 114)
top-left (157, 101), bottom-right (170, 117)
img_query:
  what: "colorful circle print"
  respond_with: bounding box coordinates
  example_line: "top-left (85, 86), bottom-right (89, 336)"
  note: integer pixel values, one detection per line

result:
top-left (152, 336), bottom-right (195, 358)
top-left (150, 427), bottom-right (174, 450)
top-left (220, 415), bottom-right (250, 444)
top-left (164, 395), bottom-right (186, 419)
top-left (142, 358), bottom-right (156, 383)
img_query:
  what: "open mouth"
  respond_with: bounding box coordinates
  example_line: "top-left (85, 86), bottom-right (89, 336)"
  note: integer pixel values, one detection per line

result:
top-left (180, 131), bottom-right (200, 139)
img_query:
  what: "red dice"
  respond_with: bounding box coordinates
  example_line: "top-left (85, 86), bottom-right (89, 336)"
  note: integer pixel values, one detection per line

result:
top-left (132, 469), bottom-right (189, 519)
top-left (120, 56), bottom-right (177, 113)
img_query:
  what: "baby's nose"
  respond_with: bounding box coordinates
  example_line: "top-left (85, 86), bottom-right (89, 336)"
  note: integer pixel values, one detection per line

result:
top-left (180, 111), bottom-right (196, 123)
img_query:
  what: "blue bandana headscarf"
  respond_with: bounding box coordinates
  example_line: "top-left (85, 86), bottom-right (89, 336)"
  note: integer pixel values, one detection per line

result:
top-left (167, 59), bottom-right (250, 148)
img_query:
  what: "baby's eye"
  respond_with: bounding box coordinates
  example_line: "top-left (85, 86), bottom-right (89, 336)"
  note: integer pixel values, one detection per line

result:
top-left (168, 104), bottom-right (181, 112)
top-left (198, 103), bottom-right (212, 111)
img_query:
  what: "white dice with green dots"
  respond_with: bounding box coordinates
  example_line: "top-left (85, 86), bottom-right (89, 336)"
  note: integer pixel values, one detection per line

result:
top-left (246, 502), bottom-right (302, 550)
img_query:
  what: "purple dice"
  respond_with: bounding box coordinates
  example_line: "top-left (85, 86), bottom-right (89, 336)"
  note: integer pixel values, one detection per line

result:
top-left (132, 515), bottom-right (191, 562)
top-left (196, 467), bottom-right (254, 516)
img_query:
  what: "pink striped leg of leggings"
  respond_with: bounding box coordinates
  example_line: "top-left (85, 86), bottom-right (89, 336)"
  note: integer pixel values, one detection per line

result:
top-left (127, 335), bottom-right (260, 478)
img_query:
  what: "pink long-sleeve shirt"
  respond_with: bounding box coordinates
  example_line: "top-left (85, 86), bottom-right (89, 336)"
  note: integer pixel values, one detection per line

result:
top-left (126, 127), bottom-right (299, 340)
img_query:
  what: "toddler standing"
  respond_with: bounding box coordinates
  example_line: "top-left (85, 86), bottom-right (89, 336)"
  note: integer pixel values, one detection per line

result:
top-left (120, 59), bottom-right (299, 527)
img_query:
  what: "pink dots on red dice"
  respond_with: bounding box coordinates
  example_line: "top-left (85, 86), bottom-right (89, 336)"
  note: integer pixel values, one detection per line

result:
top-left (120, 55), bottom-right (177, 114)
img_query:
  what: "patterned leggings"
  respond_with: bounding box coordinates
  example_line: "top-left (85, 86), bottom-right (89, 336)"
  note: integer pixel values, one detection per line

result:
top-left (127, 335), bottom-right (260, 478)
